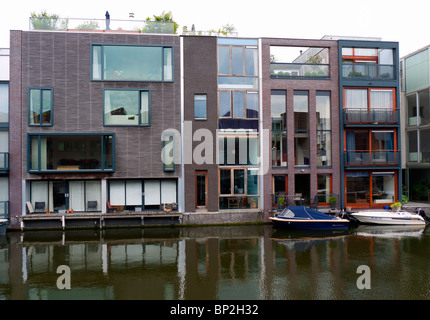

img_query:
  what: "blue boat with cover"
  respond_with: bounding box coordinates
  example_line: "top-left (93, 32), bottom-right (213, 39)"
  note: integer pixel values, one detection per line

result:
top-left (270, 206), bottom-right (349, 230)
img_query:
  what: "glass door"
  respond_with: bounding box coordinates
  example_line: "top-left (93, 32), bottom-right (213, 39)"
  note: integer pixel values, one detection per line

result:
top-left (52, 181), bottom-right (68, 211)
top-left (195, 171), bottom-right (207, 209)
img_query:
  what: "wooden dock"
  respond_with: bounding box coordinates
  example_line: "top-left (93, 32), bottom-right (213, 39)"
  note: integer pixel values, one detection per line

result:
top-left (20, 211), bottom-right (181, 230)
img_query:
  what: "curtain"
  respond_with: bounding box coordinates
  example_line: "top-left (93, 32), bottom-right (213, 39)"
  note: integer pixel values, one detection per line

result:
top-left (161, 180), bottom-right (176, 204)
top-left (69, 181), bottom-right (85, 212)
top-left (144, 180), bottom-right (160, 206)
top-left (370, 90), bottom-right (393, 109)
top-left (31, 181), bottom-right (48, 210)
top-left (126, 180), bottom-right (142, 206)
top-left (110, 180), bottom-right (125, 206)
top-left (345, 89), bottom-right (367, 109)
top-left (86, 181), bottom-right (101, 210)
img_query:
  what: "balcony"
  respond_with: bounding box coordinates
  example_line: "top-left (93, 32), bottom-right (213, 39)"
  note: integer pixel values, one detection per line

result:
top-left (0, 152), bottom-right (8, 172)
top-left (344, 108), bottom-right (399, 125)
top-left (29, 17), bottom-right (175, 34)
top-left (342, 63), bottom-right (395, 80)
top-left (345, 151), bottom-right (399, 167)
top-left (271, 62), bottom-right (329, 79)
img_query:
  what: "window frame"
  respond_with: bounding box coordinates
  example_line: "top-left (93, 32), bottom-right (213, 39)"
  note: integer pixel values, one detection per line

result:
top-left (91, 44), bottom-right (174, 82)
top-left (194, 94), bottom-right (207, 120)
top-left (28, 133), bottom-right (115, 173)
top-left (218, 90), bottom-right (259, 119)
top-left (103, 88), bottom-right (151, 127)
top-left (28, 87), bottom-right (53, 127)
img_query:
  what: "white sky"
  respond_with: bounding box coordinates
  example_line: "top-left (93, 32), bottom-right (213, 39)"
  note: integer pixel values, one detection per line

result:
top-left (0, 0), bottom-right (429, 58)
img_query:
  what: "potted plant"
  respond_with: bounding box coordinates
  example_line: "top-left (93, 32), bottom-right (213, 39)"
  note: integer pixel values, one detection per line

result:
top-left (390, 202), bottom-right (402, 212)
top-left (329, 196), bottom-right (337, 209)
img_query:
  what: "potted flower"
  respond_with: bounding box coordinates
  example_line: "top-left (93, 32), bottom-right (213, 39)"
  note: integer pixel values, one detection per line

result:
top-left (390, 202), bottom-right (402, 212)
top-left (329, 196), bottom-right (337, 209)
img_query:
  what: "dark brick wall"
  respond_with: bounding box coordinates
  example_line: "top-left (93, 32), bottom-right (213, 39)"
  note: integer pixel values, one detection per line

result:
top-left (9, 30), bottom-right (182, 225)
top-left (18, 31), bottom-right (181, 181)
top-left (261, 38), bottom-right (340, 218)
top-left (183, 36), bottom-right (218, 212)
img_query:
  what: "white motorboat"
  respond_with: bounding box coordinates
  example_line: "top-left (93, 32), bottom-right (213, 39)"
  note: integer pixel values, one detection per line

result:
top-left (350, 209), bottom-right (426, 226)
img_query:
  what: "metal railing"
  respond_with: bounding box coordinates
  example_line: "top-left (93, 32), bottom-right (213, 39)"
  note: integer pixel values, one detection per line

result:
top-left (0, 152), bottom-right (8, 172)
top-left (345, 151), bottom-right (399, 166)
top-left (344, 108), bottom-right (399, 124)
top-left (272, 194), bottom-right (339, 212)
top-left (342, 63), bottom-right (395, 80)
top-left (29, 17), bottom-right (176, 34)
top-left (271, 63), bottom-right (329, 78)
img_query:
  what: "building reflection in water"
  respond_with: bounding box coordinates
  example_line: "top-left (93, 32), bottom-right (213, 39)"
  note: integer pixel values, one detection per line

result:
top-left (1, 225), bottom-right (429, 300)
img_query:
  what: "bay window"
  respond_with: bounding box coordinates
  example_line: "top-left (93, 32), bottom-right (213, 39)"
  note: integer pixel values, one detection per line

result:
top-left (28, 133), bottom-right (114, 172)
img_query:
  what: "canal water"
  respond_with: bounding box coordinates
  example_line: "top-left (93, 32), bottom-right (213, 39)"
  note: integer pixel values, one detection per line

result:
top-left (1, 224), bottom-right (430, 300)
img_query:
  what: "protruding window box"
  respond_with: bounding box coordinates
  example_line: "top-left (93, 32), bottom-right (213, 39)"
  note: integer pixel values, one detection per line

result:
top-left (28, 133), bottom-right (114, 173)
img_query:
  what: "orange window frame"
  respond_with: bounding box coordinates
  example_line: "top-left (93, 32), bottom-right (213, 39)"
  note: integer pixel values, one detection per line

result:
top-left (343, 87), bottom-right (396, 110)
top-left (344, 171), bottom-right (398, 208)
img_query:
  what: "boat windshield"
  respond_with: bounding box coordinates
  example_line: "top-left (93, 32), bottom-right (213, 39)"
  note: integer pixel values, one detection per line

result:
top-left (279, 209), bottom-right (295, 218)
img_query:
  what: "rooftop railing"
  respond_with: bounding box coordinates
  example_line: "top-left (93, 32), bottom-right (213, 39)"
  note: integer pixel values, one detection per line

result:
top-left (29, 17), bottom-right (176, 34)
top-left (271, 62), bottom-right (329, 79)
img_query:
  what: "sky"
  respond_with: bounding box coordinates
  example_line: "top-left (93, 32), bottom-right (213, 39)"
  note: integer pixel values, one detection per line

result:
top-left (0, 0), bottom-right (429, 58)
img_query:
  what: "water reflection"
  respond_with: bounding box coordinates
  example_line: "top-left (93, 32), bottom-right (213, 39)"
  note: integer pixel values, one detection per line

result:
top-left (0, 225), bottom-right (430, 300)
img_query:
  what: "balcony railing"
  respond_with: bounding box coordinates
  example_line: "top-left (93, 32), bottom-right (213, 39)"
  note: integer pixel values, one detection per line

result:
top-left (271, 63), bottom-right (329, 79)
top-left (345, 151), bottom-right (399, 166)
top-left (0, 201), bottom-right (9, 220)
top-left (29, 17), bottom-right (175, 34)
top-left (0, 152), bottom-right (8, 172)
top-left (344, 108), bottom-right (399, 124)
top-left (342, 63), bottom-right (395, 80)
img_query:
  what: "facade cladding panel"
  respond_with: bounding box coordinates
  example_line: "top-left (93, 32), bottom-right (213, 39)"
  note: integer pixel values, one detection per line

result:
top-left (183, 36), bottom-right (218, 212)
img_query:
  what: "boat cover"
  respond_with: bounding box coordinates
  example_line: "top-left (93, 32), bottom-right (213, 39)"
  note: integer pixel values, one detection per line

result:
top-left (278, 206), bottom-right (338, 221)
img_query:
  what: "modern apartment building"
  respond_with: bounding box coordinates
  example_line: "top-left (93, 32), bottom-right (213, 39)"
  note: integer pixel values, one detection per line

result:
top-left (6, 16), bottom-right (402, 229)
top-left (338, 39), bottom-right (401, 210)
top-left (400, 45), bottom-right (430, 202)
top-left (0, 48), bottom-right (9, 222)
top-left (9, 19), bottom-right (181, 229)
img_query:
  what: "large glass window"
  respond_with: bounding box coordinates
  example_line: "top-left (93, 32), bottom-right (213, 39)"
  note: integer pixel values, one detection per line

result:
top-left (372, 173), bottom-right (395, 204)
top-left (271, 90), bottom-right (287, 167)
top-left (219, 168), bottom-right (259, 209)
top-left (317, 174), bottom-right (332, 203)
top-left (30, 180), bottom-right (101, 212)
top-left (104, 89), bottom-right (150, 126)
top-left (0, 83), bottom-right (8, 123)
top-left (408, 130), bottom-right (418, 162)
top-left (406, 93), bottom-right (418, 126)
top-left (346, 172), bottom-right (370, 205)
top-left (219, 136), bottom-right (259, 166)
top-left (316, 92), bottom-right (331, 166)
top-left (29, 134), bottom-right (114, 172)
top-left (421, 129), bottom-right (430, 163)
top-left (91, 45), bottom-right (173, 82)
top-left (218, 91), bottom-right (258, 119)
top-left (294, 91), bottom-right (309, 166)
top-left (29, 88), bottom-right (53, 126)
top-left (405, 49), bottom-right (429, 93)
top-left (162, 133), bottom-right (175, 172)
top-left (419, 89), bottom-right (430, 126)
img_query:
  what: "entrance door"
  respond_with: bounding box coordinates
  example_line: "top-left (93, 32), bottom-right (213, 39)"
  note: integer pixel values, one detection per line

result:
top-left (53, 181), bottom-right (68, 211)
top-left (195, 171), bottom-right (207, 209)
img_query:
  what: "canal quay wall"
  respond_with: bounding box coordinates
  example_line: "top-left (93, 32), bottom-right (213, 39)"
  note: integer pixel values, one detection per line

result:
top-left (13, 209), bottom-right (266, 231)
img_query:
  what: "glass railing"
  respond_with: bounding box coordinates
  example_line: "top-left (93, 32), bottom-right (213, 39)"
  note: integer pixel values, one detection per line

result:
top-left (270, 63), bottom-right (329, 78)
top-left (0, 152), bottom-right (8, 171)
top-left (342, 63), bottom-right (395, 80)
top-left (344, 108), bottom-right (399, 124)
top-left (345, 151), bottom-right (399, 166)
top-left (29, 17), bottom-right (175, 34)
top-left (0, 201), bottom-right (9, 220)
